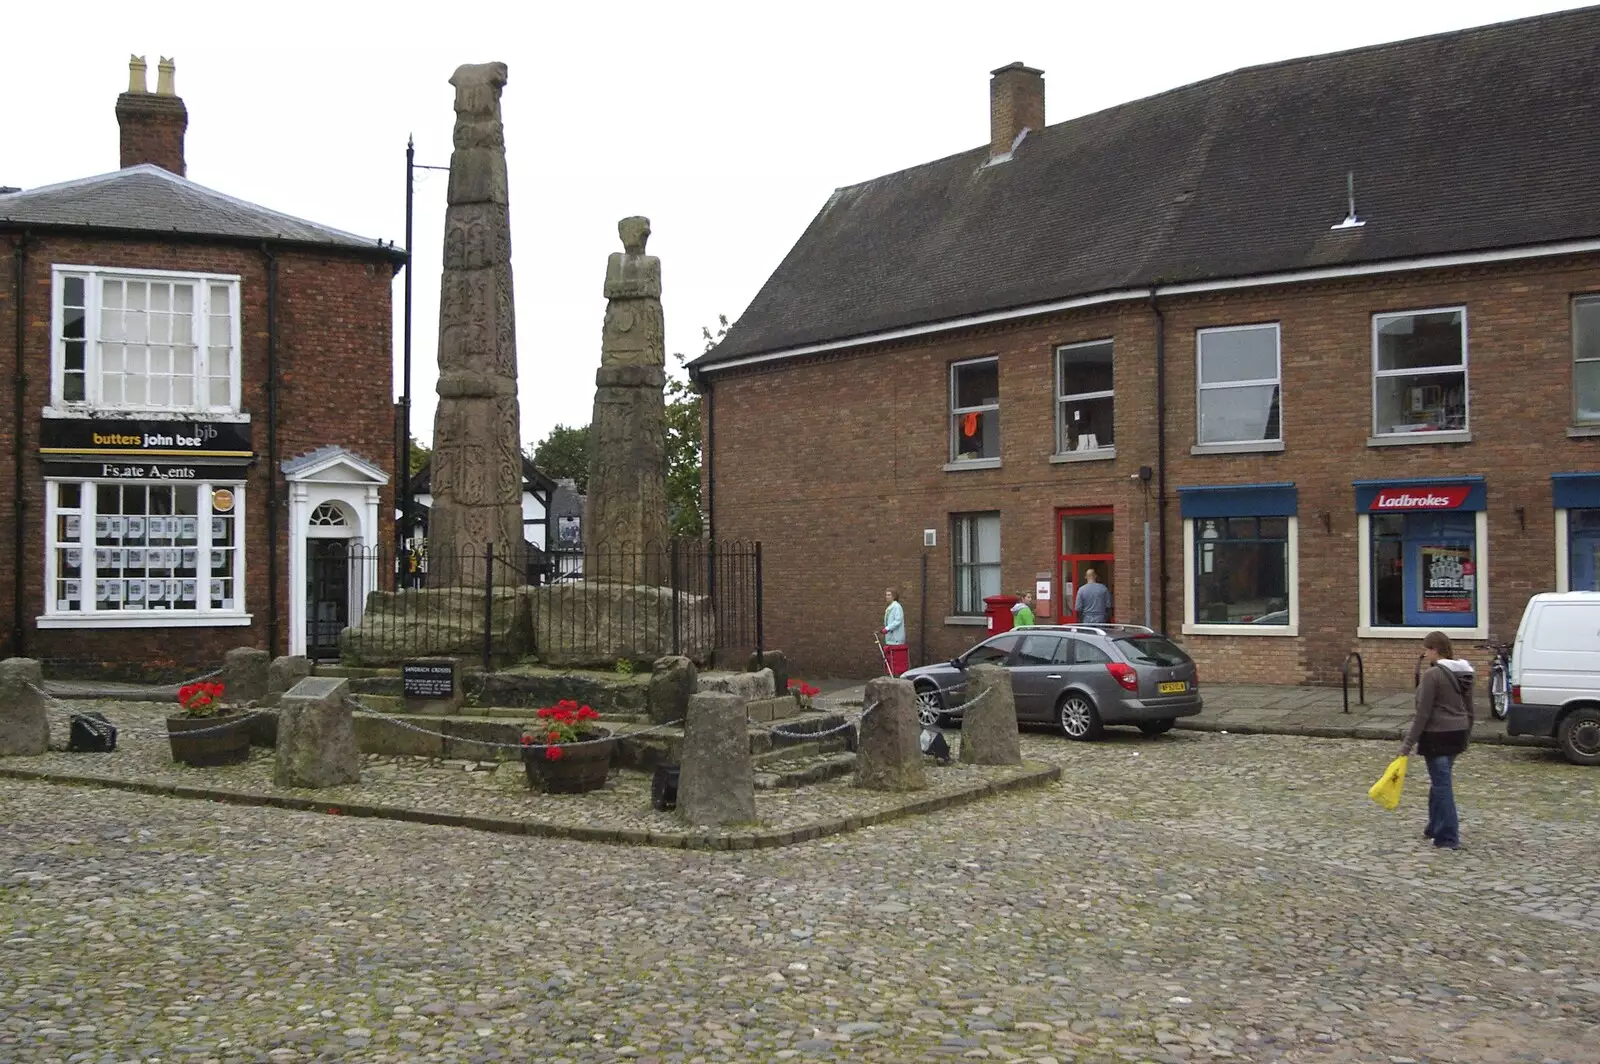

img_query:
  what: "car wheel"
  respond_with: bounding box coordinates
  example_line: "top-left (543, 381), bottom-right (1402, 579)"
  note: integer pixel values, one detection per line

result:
top-left (914, 684), bottom-right (945, 728)
top-left (1557, 706), bottom-right (1600, 766)
top-left (1057, 692), bottom-right (1104, 741)
top-left (1137, 719), bottom-right (1175, 737)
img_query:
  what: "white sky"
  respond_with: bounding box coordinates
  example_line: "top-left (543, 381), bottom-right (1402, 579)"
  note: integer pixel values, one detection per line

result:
top-left (2, 0), bottom-right (1583, 450)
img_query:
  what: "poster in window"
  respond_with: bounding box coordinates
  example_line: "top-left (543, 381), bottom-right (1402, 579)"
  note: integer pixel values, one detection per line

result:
top-left (94, 516), bottom-right (109, 538)
top-left (107, 517), bottom-right (125, 537)
top-left (148, 517), bottom-right (167, 538)
top-left (209, 579), bottom-right (225, 602)
top-left (65, 548), bottom-right (81, 570)
top-left (63, 580), bottom-right (79, 602)
top-left (1422, 545), bottom-right (1474, 613)
top-left (108, 549), bottom-right (124, 569)
top-left (180, 517), bottom-right (198, 540)
top-left (128, 548), bottom-right (146, 568)
top-left (126, 516), bottom-right (145, 540)
top-left (556, 515), bottom-right (581, 546)
top-left (181, 579), bottom-right (196, 602)
top-left (210, 549), bottom-right (225, 570)
top-left (126, 580), bottom-right (144, 603)
top-left (146, 580), bottom-right (165, 603)
top-left (182, 548), bottom-right (198, 568)
top-left (212, 517), bottom-right (226, 540)
top-left (95, 548), bottom-right (109, 569)
top-left (95, 580), bottom-right (108, 602)
top-left (65, 515), bottom-right (80, 539)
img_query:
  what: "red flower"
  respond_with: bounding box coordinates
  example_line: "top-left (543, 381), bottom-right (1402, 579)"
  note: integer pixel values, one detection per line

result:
top-left (545, 745), bottom-right (565, 762)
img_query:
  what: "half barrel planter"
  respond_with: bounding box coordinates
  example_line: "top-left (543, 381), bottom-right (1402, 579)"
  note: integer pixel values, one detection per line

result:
top-left (522, 729), bottom-right (616, 793)
top-left (167, 713), bottom-right (253, 767)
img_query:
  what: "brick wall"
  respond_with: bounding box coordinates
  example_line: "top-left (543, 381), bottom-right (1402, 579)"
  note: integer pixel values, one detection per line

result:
top-left (0, 232), bottom-right (396, 675)
top-left (705, 255), bottom-right (1600, 688)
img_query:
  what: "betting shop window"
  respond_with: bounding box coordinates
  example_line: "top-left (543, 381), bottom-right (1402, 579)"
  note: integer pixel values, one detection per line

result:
top-left (1192, 516), bottom-right (1292, 626)
top-left (1567, 509), bottom-right (1600, 592)
top-left (1369, 511), bottom-right (1478, 629)
top-left (1575, 296), bottom-right (1600, 425)
top-left (950, 357), bottom-right (1000, 463)
top-left (951, 511), bottom-right (1001, 615)
top-left (52, 266), bottom-right (241, 413)
top-left (1371, 308), bottom-right (1468, 438)
top-left (43, 480), bottom-right (247, 625)
top-left (1196, 324), bottom-right (1281, 447)
top-left (1056, 340), bottom-right (1114, 455)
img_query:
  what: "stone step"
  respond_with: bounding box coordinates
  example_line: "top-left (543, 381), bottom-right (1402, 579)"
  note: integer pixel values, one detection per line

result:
top-left (755, 753), bottom-right (856, 790)
top-left (312, 664), bottom-right (399, 679)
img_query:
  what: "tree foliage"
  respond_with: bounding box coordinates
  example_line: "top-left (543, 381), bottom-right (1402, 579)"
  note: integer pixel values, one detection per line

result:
top-left (407, 437), bottom-right (431, 476)
top-left (530, 423), bottom-right (591, 492)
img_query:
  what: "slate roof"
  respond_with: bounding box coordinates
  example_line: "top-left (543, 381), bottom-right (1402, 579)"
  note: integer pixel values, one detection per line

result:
top-left (0, 164), bottom-right (404, 262)
top-left (697, 6), bottom-right (1600, 368)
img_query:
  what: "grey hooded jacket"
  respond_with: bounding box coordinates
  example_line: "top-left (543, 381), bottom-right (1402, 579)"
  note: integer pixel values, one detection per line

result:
top-left (1403, 658), bottom-right (1475, 757)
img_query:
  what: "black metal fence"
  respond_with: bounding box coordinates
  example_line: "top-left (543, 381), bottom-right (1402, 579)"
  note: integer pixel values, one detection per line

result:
top-left (309, 539), bottom-right (762, 670)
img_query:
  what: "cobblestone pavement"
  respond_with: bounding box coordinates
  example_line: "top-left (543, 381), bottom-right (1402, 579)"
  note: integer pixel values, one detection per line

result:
top-left (3, 730), bottom-right (1598, 1063)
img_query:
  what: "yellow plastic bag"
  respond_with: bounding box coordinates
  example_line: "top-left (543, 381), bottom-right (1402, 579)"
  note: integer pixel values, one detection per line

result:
top-left (1368, 756), bottom-right (1408, 811)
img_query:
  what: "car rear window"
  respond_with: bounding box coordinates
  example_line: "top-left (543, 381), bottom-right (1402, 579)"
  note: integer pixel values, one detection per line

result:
top-left (1114, 636), bottom-right (1191, 667)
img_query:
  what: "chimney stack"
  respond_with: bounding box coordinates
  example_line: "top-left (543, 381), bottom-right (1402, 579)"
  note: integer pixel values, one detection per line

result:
top-left (116, 54), bottom-right (187, 176)
top-left (989, 62), bottom-right (1044, 161)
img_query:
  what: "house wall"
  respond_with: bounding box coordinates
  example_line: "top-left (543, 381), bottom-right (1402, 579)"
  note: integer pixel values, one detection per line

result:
top-left (0, 231), bottom-right (396, 675)
top-left (704, 254), bottom-right (1600, 687)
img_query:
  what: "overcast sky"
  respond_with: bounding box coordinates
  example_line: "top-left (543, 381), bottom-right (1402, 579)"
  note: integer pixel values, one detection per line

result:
top-left (2, 0), bottom-right (1583, 450)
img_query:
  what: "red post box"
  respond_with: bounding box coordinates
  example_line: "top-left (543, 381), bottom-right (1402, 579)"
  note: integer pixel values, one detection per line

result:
top-left (983, 594), bottom-right (1022, 634)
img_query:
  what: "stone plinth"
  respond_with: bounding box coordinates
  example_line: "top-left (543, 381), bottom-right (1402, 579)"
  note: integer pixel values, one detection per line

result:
top-left (224, 647), bottom-right (270, 704)
top-left (528, 583), bottom-right (713, 668)
top-left (855, 677), bottom-right (925, 791)
top-left (649, 656), bottom-right (696, 725)
top-left (677, 692), bottom-right (756, 827)
top-left (0, 658), bottom-right (49, 757)
top-left (274, 676), bottom-right (361, 788)
top-left (960, 664), bottom-right (1022, 766)
top-left (698, 668), bottom-right (774, 702)
top-left (340, 587), bottom-right (530, 667)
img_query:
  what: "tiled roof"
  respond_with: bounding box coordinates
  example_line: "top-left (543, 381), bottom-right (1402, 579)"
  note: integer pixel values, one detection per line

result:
top-left (697, 6), bottom-right (1600, 367)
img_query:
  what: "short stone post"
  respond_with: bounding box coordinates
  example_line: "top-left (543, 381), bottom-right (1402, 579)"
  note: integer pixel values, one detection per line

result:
top-left (274, 676), bottom-right (361, 788)
top-left (960, 664), bottom-right (1022, 766)
top-left (676, 691), bottom-right (756, 826)
top-left (0, 658), bottom-right (49, 756)
top-left (648, 655), bottom-right (696, 725)
top-left (855, 677), bottom-right (925, 791)
top-left (223, 647), bottom-right (271, 705)
top-left (265, 655), bottom-right (312, 707)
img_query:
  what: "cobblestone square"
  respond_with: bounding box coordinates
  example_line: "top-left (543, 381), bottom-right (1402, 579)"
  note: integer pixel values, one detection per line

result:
top-left (3, 730), bottom-right (1597, 1063)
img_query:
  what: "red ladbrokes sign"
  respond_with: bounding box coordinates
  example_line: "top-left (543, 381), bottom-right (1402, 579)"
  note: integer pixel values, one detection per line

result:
top-left (1368, 486), bottom-right (1471, 511)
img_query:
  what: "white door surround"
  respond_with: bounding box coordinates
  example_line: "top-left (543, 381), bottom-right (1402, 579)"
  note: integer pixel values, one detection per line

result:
top-left (281, 446), bottom-right (389, 657)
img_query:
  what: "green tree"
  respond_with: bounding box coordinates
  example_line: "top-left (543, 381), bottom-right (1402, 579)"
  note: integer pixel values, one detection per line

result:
top-left (665, 315), bottom-right (727, 538)
top-left (407, 437), bottom-right (431, 476)
top-left (531, 423), bottom-right (591, 492)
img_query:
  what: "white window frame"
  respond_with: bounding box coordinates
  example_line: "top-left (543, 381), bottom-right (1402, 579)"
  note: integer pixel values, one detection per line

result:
top-left (947, 356), bottom-right (1001, 469)
top-left (1181, 516), bottom-right (1299, 637)
top-left (49, 264), bottom-right (244, 416)
top-left (1054, 339), bottom-right (1115, 460)
top-left (1194, 323), bottom-right (1283, 453)
top-left (1574, 294), bottom-right (1600, 427)
top-left (1369, 305), bottom-right (1469, 445)
top-left (1356, 510), bottom-right (1488, 640)
top-left (950, 510), bottom-right (1001, 618)
top-left (39, 477), bottom-right (251, 629)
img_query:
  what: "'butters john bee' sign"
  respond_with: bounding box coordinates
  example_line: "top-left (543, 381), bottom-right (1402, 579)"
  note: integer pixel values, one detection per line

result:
top-left (39, 418), bottom-right (254, 462)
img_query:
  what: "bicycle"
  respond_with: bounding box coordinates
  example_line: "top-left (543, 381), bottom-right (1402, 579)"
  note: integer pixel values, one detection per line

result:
top-left (1476, 641), bottom-right (1513, 720)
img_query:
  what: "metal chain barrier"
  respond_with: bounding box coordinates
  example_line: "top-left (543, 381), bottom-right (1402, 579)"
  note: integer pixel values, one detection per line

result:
top-left (28, 682), bottom-right (266, 741)
top-left (342, 694), bottom-right (686, 751)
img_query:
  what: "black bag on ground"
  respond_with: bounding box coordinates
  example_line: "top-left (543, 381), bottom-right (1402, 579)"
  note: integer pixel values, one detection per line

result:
top-left (68, 712), bottom-right (117, 753)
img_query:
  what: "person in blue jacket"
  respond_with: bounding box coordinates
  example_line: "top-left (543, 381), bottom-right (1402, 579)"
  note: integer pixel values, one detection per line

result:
top-left (881, 588), bottom-right (908, 676)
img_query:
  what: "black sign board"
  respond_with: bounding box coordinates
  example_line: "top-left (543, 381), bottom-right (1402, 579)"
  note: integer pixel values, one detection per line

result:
top-left (39, 418), bottom-right (254, 461)
top-left (402, 661), bottom-right (456, 699)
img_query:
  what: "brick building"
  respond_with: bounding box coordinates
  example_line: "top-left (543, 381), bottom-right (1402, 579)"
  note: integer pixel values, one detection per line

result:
top-left (0, 58), bottom-right (405, 673)
top-left (690, 9), bottom-right (1600, 687)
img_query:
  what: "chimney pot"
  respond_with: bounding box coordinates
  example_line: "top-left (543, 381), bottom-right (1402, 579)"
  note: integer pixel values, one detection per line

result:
top-left (989, 62), bottom-right (1045, 161)
top-left (116, 56), bottom-right (187, 176)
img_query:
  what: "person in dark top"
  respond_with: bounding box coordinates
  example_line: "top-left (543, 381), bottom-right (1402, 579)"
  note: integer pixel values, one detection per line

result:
top-left (1401, 631), bottom-right (1475, 850)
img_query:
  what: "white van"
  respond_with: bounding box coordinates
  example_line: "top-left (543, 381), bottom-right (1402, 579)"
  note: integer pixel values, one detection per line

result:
top-left (1508, 591), bottom-right (1600, 765)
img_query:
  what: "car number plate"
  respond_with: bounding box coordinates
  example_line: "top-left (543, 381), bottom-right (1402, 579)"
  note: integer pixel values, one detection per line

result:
top-left (1158, 681), bottom-right (1187, 694)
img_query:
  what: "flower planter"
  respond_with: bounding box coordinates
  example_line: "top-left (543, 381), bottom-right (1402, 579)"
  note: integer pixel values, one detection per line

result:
top-left (167, 713), bottom-right (252, 767)
top-left (521, 729), bottom-right (616, 793)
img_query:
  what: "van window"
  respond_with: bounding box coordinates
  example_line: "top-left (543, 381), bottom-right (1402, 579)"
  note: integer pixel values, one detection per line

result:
top-left (1532, 604), bottom-right (1600, 653)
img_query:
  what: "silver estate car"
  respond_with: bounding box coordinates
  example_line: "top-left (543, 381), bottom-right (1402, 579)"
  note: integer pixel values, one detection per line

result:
top-left (901, 624), bottom-right (1203, 740)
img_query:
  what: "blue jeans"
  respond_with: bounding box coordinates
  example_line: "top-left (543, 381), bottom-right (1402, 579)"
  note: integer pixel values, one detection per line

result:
top-left (1424, 754), bottom-right (1460, 847)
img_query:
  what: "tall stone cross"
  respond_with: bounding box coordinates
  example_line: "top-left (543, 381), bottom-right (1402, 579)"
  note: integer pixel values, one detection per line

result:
top-left (586, 217), bottom-right (669, 585)
top-left (427, 62), bottom-right (524, 585)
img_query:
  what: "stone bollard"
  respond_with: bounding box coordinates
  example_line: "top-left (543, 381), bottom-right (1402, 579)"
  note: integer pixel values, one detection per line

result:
top-left (0, 658), bottom-right (49, 756)
top-left (746, 650), bottom-right (788, 698)
top-left (648, 655), bottom-right (696, 725)
top-left (223, 647), bottom-right (271, 705)
top-left (960, 664), bottom-right (1022, 766)
top-left (855, 677), bottom-right (925, 791)
top-left (264, 655), bottom-right (311, 707)
top-left (274, 676), bottom-right (360, 788)
top-left (676, 691), bottom-right (756, 827)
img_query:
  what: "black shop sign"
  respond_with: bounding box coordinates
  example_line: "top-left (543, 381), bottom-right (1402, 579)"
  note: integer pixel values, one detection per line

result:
top-left (39, 418), bottom-right (254, 461)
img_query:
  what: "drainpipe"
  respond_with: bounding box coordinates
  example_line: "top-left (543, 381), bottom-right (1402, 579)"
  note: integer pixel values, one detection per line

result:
top-left (1149, 292), bottom-right (1169, 635)
top-left (260, 245), bottom-right (280, 657)
top-left (694, 369), bottom-right (716, 541)
top-left (10, 232), bottom-right (30, 657)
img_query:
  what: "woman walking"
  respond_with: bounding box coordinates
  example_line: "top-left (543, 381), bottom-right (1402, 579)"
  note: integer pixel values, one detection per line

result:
top-left (1401, 631), bottom-right (1475, 850)
top-left (880, 588), bottom-right (908, 677)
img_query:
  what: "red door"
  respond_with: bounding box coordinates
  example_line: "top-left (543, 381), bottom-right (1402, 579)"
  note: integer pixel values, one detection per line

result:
top-left (1058, 507), bottom-right (1114, 623)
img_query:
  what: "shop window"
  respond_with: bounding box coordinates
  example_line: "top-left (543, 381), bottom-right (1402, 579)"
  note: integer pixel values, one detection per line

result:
top-left (1196, 324), bottom-right (1281, 446)
top-left (51, 266), bottom-right (240, 413)
top-left (1192, 517), bottom-right (1291, 625)
top-left (1055, 340), bottom-right (1114, 455)
top-left (1372, 308), bottom-right (1467, 438)
top-left (950, 358), bottom-right (1000, 463)
top-left (951, 511), bottom-right (1001, 615)
top-left (1567, 509), bottom-right (1600, 592)
top-left (43, 479), bottom-right (246, 626)
top-left (1575, 296), bottom-right (1600, 425)
top-left (1369, 511), bottom-right (1477, 628)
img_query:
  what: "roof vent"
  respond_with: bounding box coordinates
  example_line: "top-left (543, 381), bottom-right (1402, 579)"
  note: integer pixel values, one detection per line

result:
top-left (1331, 171), bottom-right (1365, 230)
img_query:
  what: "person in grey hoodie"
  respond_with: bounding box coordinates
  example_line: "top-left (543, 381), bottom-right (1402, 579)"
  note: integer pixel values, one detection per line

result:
top-left (1401, 631), bottom-right (1475, 850)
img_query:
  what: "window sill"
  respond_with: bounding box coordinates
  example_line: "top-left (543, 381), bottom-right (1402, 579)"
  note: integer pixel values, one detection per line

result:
top-left (37, 612), bottom-right (253, 630)
top-left (1367, 430), bottom-right (1471, 448)
top-left (1567, 425), bottom-right (1600, 438)
top-left (1357, 624), bottom-right (1486, 641)
top-left (944, 615), bottom-right (989, 626)
top-left (1190, 440), bottom-right (1284, 456)
top-left (1050, 448), bottom-right (1117, 464)
top-left (42, 407), bottom-right (251, 422)
top-left (943, 458), bottom-right (1002, 472)
top-left (1182, 622), bottom-right (1299, 638)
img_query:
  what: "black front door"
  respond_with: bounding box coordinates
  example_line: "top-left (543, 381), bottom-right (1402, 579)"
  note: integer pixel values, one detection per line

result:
top-left (307, 539), bottom-right (350, 661)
